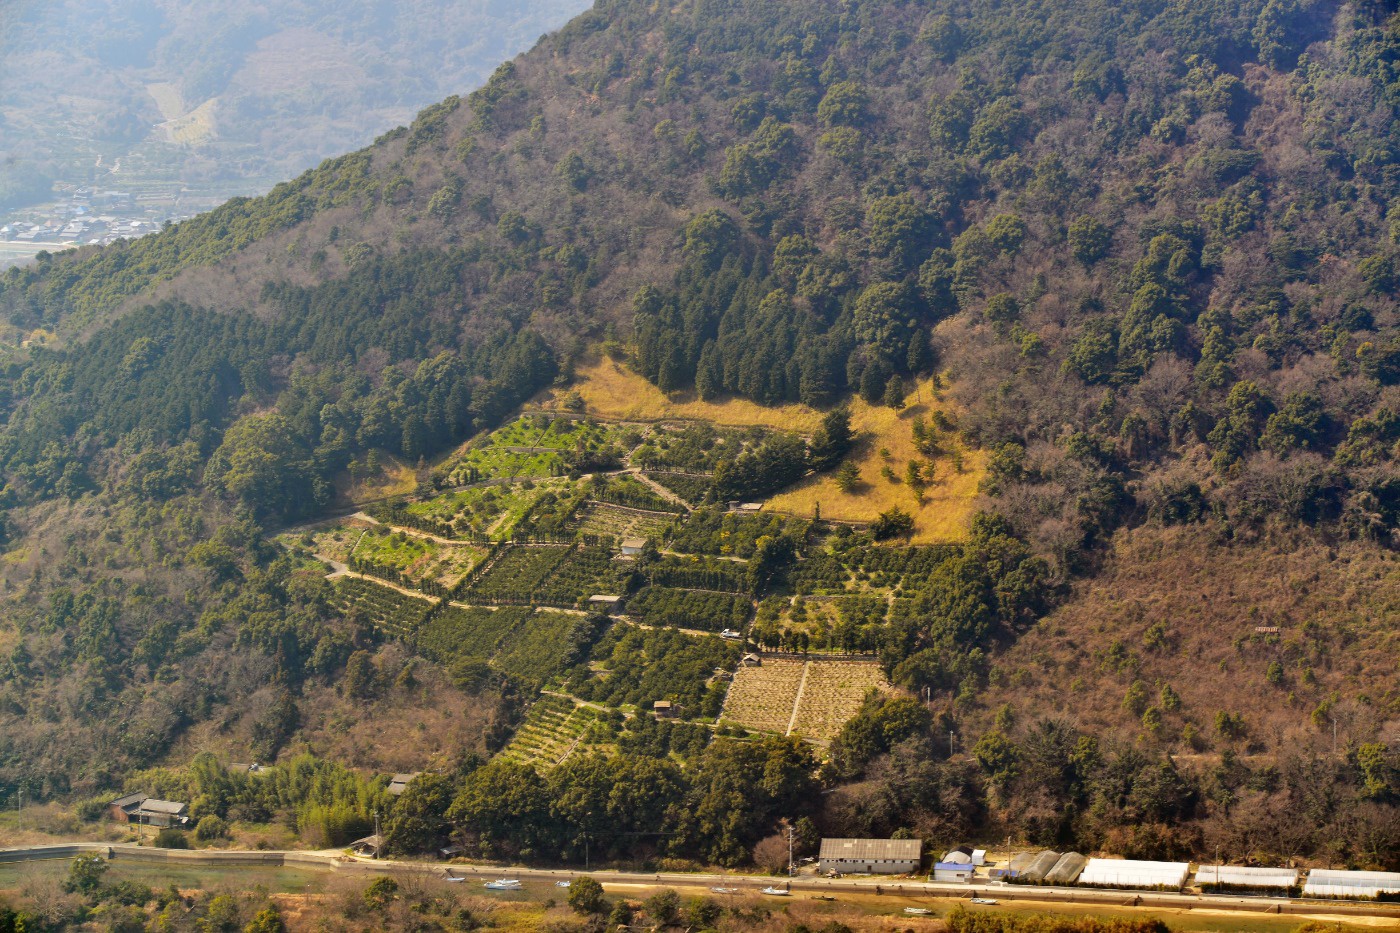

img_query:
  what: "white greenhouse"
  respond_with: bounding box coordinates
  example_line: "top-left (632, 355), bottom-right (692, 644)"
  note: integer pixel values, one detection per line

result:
top-left (1077, 859), bottom-right (1190, 890)
top-left (1194, 865), bottom-right (1298, 892)
top-left (1302, 869), bottom-right (1400, 899)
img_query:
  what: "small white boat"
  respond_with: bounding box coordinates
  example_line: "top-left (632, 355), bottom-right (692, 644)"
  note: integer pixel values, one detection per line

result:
top-left (711, 887), bottom-right (740, 895)
top-left (556, 880), bottom-right (572, 888)
top-left (970, 898), bottom-right (998, 905)
top-left (904, 908), bottom-right (932, 915)
top-left (760, 886), bottom-right (790, 896)
top-left (811, 895), bottom-right (836, 902)
top-left (485, 879), bottom-right (523, 891)
top-left (444, 872), bottom-right (466, 883)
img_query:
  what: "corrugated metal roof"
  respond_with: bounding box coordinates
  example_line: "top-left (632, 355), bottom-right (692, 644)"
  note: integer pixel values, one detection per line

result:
top-left (819, 838), bottom-right (922, 861)
top-left (138, 799), bottom-right (186, 814)
top-left (111, 793), bottom-right (146, 809)
top-left (1195, 866), bottom-right (1298, 888)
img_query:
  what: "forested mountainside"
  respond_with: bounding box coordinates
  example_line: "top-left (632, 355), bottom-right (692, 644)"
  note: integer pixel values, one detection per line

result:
top-left (0, 0), bottom-right (1396, 881)
top-left (0, 0), bottom-right (588, 213)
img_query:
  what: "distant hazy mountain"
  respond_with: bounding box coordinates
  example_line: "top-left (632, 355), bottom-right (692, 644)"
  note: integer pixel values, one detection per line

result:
top-left (0, 0), bottom-right (590, 212)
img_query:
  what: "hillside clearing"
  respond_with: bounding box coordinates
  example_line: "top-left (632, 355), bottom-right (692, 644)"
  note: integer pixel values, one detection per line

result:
top-left (767, 376), bottom-right (986, 543)
top-left (541, 357), bottom-right (986, 542)
top-left (542, 354), bottom-right (826, 431)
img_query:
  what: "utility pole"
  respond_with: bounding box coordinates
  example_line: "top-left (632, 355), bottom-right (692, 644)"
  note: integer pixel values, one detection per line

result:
top-left (949, 730), bottom-right (955, 758)
top-left (787, 821), bottom-right (794, 877)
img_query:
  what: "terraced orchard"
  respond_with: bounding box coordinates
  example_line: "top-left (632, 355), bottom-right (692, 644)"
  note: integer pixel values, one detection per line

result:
top-left (722, 658), bottom-right (890, 742)
top-left (334, 577), bottom-right (435, 636)
top-left (498, 695), bottom-right (615, 768)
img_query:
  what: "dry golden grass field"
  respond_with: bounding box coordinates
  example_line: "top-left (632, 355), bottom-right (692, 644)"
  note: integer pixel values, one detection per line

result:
top-left (542, 355), bottom-right (986, 543)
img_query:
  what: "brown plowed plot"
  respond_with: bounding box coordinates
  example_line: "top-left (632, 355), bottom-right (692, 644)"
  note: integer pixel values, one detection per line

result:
top-left (790, 661), bottom-right (888, 742)
top-left (722, 659), bottom-right (889, 741)
top-left (721, 660), bottom-right (805, 733)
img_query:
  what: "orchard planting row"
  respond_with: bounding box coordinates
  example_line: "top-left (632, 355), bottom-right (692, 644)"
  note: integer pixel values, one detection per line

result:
top-left (533, 546), bottom-right (637, 607)
top-left (462, 545), bottom-right (574, 603)
top-left (498, 695), bottom-right (614, 769)
top-left (641, 471), bottom-right (714, 505)
top-left (625, 585), bottom-right (752, 632)
top-left (335, 577), bottom-right (434, 636)
top-left (568, 625), bottom-right (739, 718)
top-left (669, 507), bottom-right (805, 558)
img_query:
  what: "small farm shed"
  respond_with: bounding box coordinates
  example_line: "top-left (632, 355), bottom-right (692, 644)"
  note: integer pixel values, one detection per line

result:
top-left (107, 793), bottom-right (147, 823)
top-left (1077, 859), bottom-right (1190, 890)
top-left (620, 537), bottom-right (646, 557)
top-left (1302, 869), bottom-right (1400, 899)
top-left (819, 838), bottom-right (922, 875)
top-left (109, 794), bottom-right (189, 828)
top-left (933, 862), bottom-right (974, 883)
top-left (1195, 865), bottom-right (1298, 893)
top-left (653, 700), bottom-right (675, 718)
top-left (388, 773), bottom-right (420, 795)
top-left (350, 834), bottom-right (383, 858)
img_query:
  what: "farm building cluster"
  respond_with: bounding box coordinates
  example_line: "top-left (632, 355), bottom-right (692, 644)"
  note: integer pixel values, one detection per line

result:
top-left (812, 838), bottom-right (1400, 902)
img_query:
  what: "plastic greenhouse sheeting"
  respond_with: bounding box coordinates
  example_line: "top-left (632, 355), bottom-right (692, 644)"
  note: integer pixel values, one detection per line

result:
top-left (1194, 866), bottom-right (1298, 890)
top-left (1020, 851), bottom-right (1062, 883)
top-left (1077, 859), bottom-right (1190, 889)
top-left (1044, 852), bottom-right (1088, 885)
top-left (1302, 869), bottom-right (1400, 899)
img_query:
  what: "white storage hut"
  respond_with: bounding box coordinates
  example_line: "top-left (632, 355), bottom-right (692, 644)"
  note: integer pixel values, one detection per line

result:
top-left (933, 862), bottom-right (975, 883)
top-left (1302, 869), bottom-right (1400, 899)
top-left (1077, 859), bottom-right (1190, 890)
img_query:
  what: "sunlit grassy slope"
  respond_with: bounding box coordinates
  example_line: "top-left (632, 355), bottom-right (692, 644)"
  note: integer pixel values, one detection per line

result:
top-left (548, 354), bottom-right (827, 431)
top-left (543, 355), bottom-right (986, 543)
top-left (766, 377), bottom-right (987, 543)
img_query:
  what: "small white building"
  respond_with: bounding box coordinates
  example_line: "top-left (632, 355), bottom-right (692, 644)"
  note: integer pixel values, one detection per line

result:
top-left (819, 838), bottom-right (922, 875)
top-left (620, 537), bottom-right (646, 557)
top-left (933, 862), bottom-right (974, 883)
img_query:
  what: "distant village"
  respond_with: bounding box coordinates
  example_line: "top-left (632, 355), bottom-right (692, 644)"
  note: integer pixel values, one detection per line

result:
top-left (0, 187), bottom-right (198, 266)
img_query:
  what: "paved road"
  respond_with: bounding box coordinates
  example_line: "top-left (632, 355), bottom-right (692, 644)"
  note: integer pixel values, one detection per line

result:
top-left (4, 844), bottom-right (1397, 923)
top-left (386, 861), bottom-right (1400, 922)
